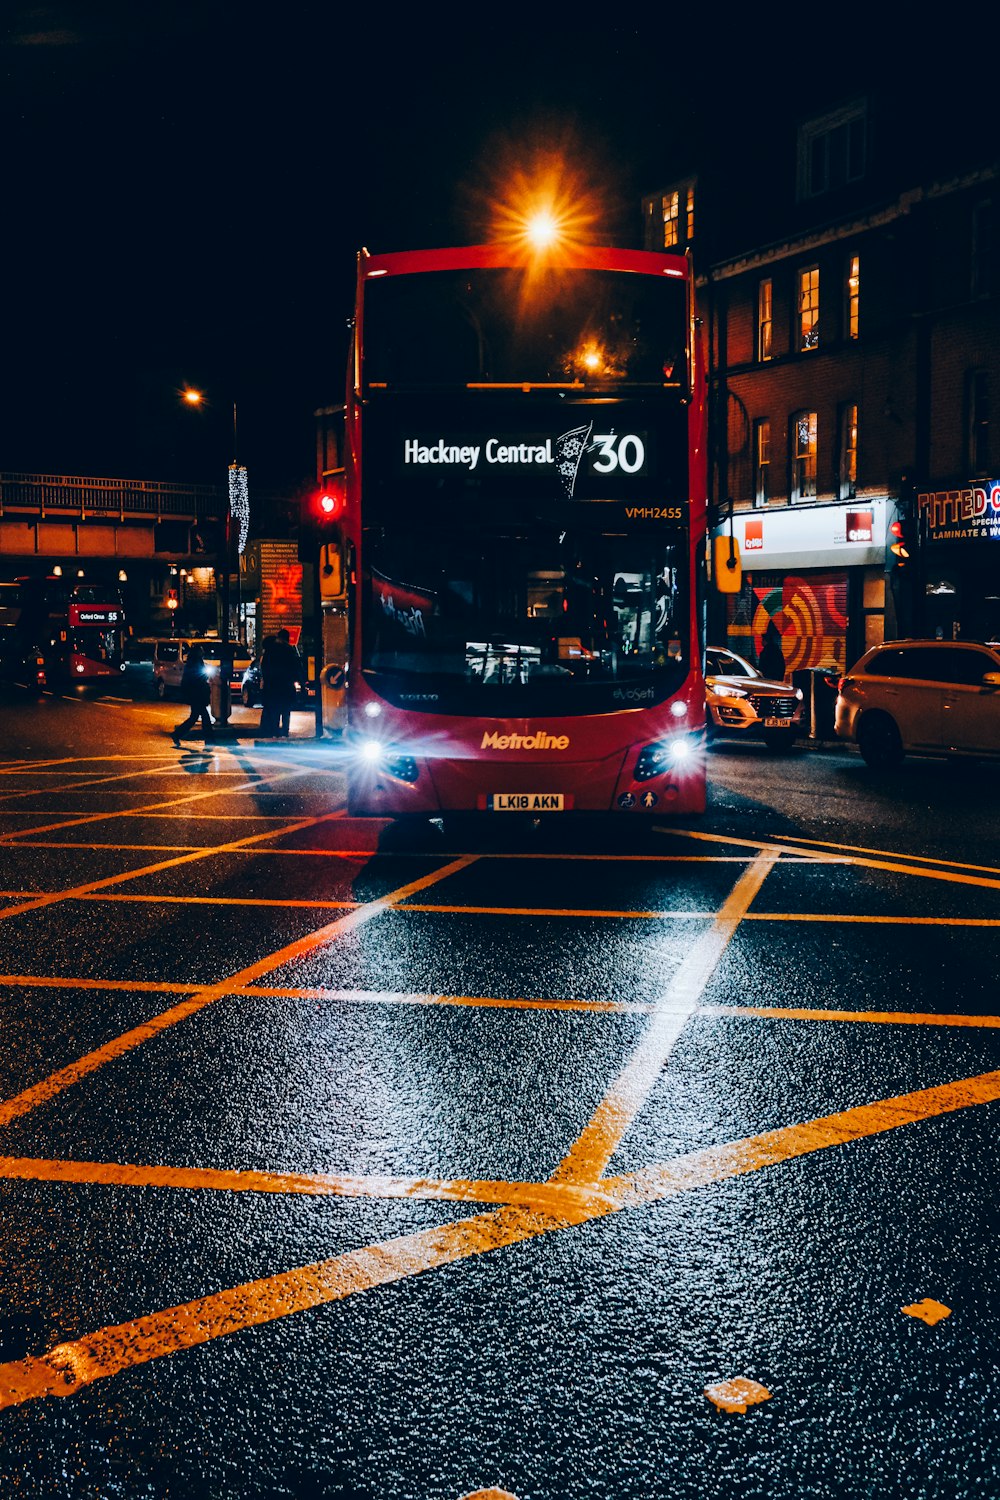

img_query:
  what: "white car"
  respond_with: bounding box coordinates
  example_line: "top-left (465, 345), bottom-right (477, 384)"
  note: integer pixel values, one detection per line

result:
top-left (154, 638), bottom-right (252, 700)
top-left (704, 646), bottom-right (805, 753)
top-left (835, 639), bottom-right (1000, 767)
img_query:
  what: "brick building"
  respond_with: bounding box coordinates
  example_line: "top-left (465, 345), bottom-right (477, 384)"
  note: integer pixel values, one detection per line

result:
top-left (643, 85), bottom-right (998, 672)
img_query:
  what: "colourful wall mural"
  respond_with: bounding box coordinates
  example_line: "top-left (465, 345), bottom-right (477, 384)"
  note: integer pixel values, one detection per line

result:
top-left (728, 571), bottom-right (848, 674)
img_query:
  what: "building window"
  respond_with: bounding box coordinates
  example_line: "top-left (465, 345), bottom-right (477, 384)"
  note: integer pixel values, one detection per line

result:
top-left (972, 201), bottom-right (992, 298)
top-left (757, 279), bottom-right (773, 362)
top-left (799, 267), bottom-right (820, 350)
top-left (661, 191), bottom-right (680, 248)
top-left (797, 100), bottom-right (867, 201)
top-left (754, 419), bottom-right (771, 506)
top-left (969, 370), bottom-right (990, 475)
top-left (792, 411), bottom-right (818, 501)
top-left (839, 403), bottom-right (858, 499)
top-left (846, 255), bottom-right (860, 339)
top-left (686, 186), bottom-right (695, 241)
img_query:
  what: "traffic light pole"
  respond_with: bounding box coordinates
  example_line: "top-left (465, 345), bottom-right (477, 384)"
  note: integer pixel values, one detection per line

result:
top-left (312, 542), bottom-right (324, 740)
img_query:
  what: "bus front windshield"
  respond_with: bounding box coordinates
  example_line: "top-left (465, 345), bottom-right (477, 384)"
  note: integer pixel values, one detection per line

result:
top-left (362, 522), bottom-right (688, 715)
top-left (363, 266), bottom-right (688, 391)
top-left (71, 625), bottom-right (123, 666)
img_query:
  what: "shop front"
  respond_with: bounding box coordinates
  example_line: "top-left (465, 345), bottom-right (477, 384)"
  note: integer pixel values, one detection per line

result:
top-left (918, 480), bottom-right (1000, 644)
top-left (710, 498), bottom-right (889, 675)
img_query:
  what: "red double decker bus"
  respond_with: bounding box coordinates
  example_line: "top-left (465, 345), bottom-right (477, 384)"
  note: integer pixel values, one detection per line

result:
top-left (339, 241), bottom-right (721, 821)
top-left (13, 576), bottom-right (126, 685)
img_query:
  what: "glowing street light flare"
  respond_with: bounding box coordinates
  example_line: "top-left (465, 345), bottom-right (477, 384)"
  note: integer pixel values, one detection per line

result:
top-left (182, 388), bottom-right (204, 406)
top-left (526, 210), bottom-right (559, 249)
top-left (480, 144), bottom-right (603, 257)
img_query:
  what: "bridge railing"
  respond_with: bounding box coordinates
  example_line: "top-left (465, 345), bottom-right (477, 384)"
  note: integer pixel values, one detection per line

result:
top-left (0, 471), bottom-right (225, 519)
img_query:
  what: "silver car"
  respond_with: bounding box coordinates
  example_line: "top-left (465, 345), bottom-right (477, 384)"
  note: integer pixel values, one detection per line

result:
top-left (705, 646), bottom-right (805, 753)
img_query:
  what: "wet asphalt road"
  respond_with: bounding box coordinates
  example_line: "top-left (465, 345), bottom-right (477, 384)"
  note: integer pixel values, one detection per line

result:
top-left (0, 684), bottom-right (997, 1499)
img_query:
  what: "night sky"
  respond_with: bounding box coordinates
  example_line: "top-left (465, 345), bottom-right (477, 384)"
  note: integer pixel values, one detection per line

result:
top-left (2, 3), bottom-right (936, 493)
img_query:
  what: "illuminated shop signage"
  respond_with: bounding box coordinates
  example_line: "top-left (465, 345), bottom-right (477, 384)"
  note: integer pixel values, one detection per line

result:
top-left (845, 509), bottom-right (873, 542)
top-left (918, 482), bottom-right (1000, 540)
top-left (745, 509), bottom-right (873, 550)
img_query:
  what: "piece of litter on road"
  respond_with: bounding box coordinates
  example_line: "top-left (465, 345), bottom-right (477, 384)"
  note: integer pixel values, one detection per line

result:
top-left (458, 1491), bottom-right (519, 1500)
top-left (902, 1298), bottom-right (952, 1325)
top-left (704, 1377), bottom-right (772, 1413)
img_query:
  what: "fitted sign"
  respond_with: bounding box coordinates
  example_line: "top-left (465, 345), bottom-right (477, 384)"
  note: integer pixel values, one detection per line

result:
top-left (918, 482), bottom-right (1000, 540)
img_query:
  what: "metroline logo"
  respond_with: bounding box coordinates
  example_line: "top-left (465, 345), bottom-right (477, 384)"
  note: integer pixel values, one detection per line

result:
top-left (480, 730), bottom-right (570, 750)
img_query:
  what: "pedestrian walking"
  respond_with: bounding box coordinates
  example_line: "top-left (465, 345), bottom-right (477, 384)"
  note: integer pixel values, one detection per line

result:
top-left (259, 628), bottom-right (302, 737)
top-left (758, 620), bottom-right (787, 681)
top-left (173, 644), bottom-right (214, 740)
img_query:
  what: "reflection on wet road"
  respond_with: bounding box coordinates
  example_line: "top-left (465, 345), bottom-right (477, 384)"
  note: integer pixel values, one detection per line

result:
top-left (0, 735), bottom-right (997, 1497)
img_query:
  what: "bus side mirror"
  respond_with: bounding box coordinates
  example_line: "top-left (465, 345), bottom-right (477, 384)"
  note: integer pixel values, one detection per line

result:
top-left (713, 535), bottom-right (742, 594)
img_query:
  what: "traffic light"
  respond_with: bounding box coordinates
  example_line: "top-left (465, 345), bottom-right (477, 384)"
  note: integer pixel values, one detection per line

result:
top-left (313, 477), bottom-right (347, 598)
top-left (889, 514), bottom-right (913, 569)
top-left (316, 488), bottom-right (344, 527)
top-left (297, 476), bottom-right (346, 564)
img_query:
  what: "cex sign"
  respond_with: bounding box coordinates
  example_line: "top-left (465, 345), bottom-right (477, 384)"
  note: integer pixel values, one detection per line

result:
top-left (744, 518), bottom-right (764, 550)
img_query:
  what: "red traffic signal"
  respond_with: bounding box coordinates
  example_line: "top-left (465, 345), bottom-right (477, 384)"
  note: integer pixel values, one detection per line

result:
top-left (314, 472), bottom-right (346, 526)
top-left (889, 517), bottom-right (911, 567)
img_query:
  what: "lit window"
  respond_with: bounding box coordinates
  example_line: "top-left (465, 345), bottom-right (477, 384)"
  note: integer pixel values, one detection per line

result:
top-left (686, 186), bottom-right (695, 241)
top-left (847, 255), bottom-right (860, 339)
top-left (797, 100), bottom-right (867, 200)
top-left (969, 370), bottom-right (990, 475)
top-left (799, 267), bottom-right (820, 350)
top-left (662, 191), bottom-right (680, 249)
top-left (840, 403), bottom-right (858, 499)
top-left (754, 419), bottom-right (771, 506)
top-left (792, 410), bottom-right (818, 501)
top-left (758, 278), bottom-right (773, 362)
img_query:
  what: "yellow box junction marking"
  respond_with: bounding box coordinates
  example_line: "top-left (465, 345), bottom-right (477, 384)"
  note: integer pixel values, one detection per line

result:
top-left (0, 797), bottom-right (996, 1411)
top-left (550, 851), bottom-right (778, 1185)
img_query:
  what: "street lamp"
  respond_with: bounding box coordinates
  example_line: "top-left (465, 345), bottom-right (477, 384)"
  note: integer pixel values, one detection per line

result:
top-left (181, 388), bottom-right (250, 727)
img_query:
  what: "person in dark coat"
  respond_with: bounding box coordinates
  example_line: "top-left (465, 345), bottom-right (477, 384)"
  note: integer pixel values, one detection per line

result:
top-left (254, 635), bottom-right (278, 735)
top-left (173, 644), bottom-right (214, 740)
top-left (259, 628), bottom-right (302, 737)
top-left (758, 620), bottom-right (787, 681)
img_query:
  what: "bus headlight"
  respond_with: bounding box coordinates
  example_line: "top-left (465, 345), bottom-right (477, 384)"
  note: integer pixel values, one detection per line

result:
top-left (355, 739), bottom-right (419, 782)
top-left (635, 735), bottom-right (699, 780)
